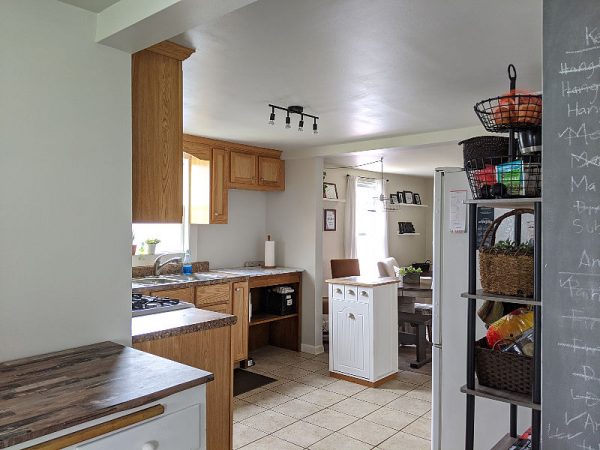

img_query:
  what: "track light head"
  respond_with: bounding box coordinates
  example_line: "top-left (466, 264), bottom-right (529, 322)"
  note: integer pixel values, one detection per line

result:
top-left (313, 118), bottom-right (318, 135)
top-left (285, 112), bottom-right (291, 129)
top-left (298, 115), bottom-right (304, 132)
top-left (268, 106), bottom-right (275, 125)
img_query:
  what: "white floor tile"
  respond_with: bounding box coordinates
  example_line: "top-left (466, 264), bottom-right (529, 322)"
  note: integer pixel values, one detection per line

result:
top-left (274, 421), bottom-right (333, 448)
top-left (304, 407), bottom-right (358, 431)
top-left (338, 418), bottom-right (397, 446)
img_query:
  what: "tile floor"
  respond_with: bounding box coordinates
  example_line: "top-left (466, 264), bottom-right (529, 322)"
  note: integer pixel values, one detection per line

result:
top-left (233, 346), bottom-right (432, 449)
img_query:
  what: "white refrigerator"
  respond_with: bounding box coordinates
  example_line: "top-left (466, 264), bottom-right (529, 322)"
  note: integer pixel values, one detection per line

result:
top-left (431, 168), bottom-right (530, 450)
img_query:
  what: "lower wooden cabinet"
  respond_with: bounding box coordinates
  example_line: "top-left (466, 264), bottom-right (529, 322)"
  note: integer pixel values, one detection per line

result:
top-left (134, 326), bottom-right (232, 450)
top-left (231, 281), bottom-right (249, 363)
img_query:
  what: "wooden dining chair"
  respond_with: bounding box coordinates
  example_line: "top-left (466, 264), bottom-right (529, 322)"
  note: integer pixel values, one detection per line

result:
top-left (330, 259), bottom-right (361, 279)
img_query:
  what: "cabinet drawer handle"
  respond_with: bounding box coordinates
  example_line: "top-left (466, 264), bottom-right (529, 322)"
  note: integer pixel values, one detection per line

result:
top-left (348, 313), bottom-right (355, 320)
top-left (347, 289), bottom-right (356, 296)
top-left (142, 441), bottom-right (159, 450)
top-left (335, 288), bottom-right (343, 294)
top-left (235, 287), bottom-right (241, 292)
top-left (360, 291), bottom-right (369, 297)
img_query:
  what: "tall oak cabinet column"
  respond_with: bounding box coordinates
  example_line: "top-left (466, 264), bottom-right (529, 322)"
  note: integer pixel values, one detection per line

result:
top-left (132, 41), bottom-right (194, 223)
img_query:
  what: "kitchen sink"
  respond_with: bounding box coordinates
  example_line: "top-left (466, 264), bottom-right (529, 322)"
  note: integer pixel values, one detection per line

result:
top-left (133, 276), bottom-right (180, 285)
top-left (168, 273), bottom-right (229, 282)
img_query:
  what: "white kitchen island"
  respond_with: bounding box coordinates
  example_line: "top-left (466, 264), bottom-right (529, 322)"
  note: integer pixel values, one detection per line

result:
top-left (326, 276), bottom-right (399, 386)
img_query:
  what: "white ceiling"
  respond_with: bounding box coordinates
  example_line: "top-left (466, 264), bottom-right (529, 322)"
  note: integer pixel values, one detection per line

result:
top-left (174, 0), bottom-right (542, 153)
top-left (325, 143), bottom-right (463, 178)
top-left (59, 0), bottom-right (120, 13)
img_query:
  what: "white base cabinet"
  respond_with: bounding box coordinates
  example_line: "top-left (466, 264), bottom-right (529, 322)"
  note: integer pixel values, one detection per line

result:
top-left (9, 386), bottom-right (206, 450)
top-left (328, 280), bottom-right (398, 384)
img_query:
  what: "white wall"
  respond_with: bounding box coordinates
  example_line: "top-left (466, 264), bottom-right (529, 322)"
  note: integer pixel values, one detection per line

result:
top-left (267, 158), bottom-right (324, 353)
top-left (321, 168), bottom-right (434, 296)
top-left (192, 189), bottom-right (267, 268)
top-left (0, 1), bottom-right (132, 361)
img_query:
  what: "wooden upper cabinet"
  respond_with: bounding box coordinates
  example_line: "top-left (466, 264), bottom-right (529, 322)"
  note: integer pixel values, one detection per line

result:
top-left (211, 148), bottom-right (229, 224)
top-left (132, 41), bottom-right (194, 223)
top-left (229, 151), bottom-right (258, 188)
top-left (259, 156), bottom-right (285, 190)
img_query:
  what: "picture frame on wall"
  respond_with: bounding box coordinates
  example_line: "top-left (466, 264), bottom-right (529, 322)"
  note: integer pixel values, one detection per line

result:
top-left (396, 191), bottom-right (405, 203)
top-left (403, 191), bottom-right (414, 204)
top-left (323, 182), bottom-right (339, 200)
top-left (413, 193), bottom-right (422, 205)
top-left (324, 209), bottom-right (337, 231)
top-left (389, 193), bottom-right (398, 205)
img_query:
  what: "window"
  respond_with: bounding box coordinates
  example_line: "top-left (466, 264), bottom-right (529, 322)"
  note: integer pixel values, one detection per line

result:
top-left (355, 178), bottom-right (388, 276)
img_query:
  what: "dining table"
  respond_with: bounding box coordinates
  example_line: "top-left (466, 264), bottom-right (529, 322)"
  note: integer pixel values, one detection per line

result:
top-left (397, 276), bottom-right (433, 369)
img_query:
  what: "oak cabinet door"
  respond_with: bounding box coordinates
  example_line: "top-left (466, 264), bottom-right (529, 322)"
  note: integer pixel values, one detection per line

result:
top-left (210, 148), bottom-right (228, 224)
top-left (258, 157), bottom-right (284, 190)
top-left (231, 282), bottom-right (249, 362)
top-left (132, 50), bottom-right (184, 223)
top-left (229, 151), bottom-right (257, 187)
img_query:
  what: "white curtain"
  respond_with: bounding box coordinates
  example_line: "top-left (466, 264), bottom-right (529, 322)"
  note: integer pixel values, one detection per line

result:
top-left (344, 175), bottom-right (358, 258)
top-left (376, 178), bottom-right (389, 262)
top-left (344, 176), bottom-right (389, 276)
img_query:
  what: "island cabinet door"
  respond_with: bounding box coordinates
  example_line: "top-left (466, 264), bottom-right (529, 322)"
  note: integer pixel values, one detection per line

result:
top-left (331, 300), bottom-right (370, 379)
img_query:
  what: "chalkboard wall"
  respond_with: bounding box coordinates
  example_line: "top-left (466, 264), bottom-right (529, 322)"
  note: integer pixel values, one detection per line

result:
top-left (543, 1), bottom-right (600, 448)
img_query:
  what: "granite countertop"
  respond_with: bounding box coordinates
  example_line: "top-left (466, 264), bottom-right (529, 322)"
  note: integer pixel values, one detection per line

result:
top-left (132, 267), bottom-right (303, 294)
top-left (132, 308), bottom-right (237, 343)
top-left (131, 272), bottom-right (248, 294)
top-left (326, 276), bottom-right (400, 287)
top-left (212, 267), bottom-right (303, 277)
top-left (0, 341), bottom-right (213, 448)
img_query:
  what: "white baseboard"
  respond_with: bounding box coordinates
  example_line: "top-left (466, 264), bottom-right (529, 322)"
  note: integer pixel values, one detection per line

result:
top-left (301, 343), bottom-right (325, 355)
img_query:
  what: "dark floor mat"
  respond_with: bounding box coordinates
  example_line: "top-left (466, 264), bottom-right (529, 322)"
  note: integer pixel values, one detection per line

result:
top-left (233, 369), bottom-right (277, 396)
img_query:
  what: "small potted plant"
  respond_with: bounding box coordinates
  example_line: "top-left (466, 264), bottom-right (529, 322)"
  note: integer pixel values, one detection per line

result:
top-left (145, 238), bottom-right (161, 255)
top-left (398, 266), bottom-right (423, 284)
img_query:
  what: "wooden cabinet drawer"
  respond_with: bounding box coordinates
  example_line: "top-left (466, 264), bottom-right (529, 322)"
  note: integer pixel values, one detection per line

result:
top-left (202, 303), bottom-right (231, 314)
top-left (152, 287), bottom-right (193, 302)
top-left (195, 283), bottom-right (231, 306)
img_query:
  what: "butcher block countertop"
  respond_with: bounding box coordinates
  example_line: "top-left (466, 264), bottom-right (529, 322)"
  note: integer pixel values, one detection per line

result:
top-left (325, 276), bottom-right (400, 287)
top-left (0, 341), bottom-right (213, 448)
top-left (132, 308), bottom-right (237, 343)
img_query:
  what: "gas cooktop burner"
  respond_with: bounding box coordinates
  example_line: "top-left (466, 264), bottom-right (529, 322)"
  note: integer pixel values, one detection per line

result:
top-left (131, 294), bottom-right (194, 317)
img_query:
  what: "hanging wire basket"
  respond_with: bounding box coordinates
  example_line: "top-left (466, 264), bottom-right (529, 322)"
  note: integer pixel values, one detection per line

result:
top-left (474, 94), bottom-right (542, 133)
top-left (465, 154), bottom-right (541, 199)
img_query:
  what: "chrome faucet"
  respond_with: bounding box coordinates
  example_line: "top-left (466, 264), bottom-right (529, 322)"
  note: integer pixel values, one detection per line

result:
top-left (153, 255), bottom-right (183, 276)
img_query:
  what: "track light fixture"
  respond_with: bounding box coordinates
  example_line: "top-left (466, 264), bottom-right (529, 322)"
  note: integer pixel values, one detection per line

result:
top-left (268, 104), bottom-right (319, 134)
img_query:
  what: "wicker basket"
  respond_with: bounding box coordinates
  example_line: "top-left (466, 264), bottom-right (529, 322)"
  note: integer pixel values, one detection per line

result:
top-left (479, 209), bottom-right (534, 297)
top-left (459, 136), bottom-right (512, 168)
top-left (475, 338), bottom-right (533, 395)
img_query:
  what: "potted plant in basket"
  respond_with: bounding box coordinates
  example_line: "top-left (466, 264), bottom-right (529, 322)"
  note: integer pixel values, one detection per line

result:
top-left (145, 238), bottom-right (161, 255)
top-left (398, 266), bottom-right (422, 284)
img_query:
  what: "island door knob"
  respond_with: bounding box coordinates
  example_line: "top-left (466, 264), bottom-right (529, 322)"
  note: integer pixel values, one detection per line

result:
top-left (348, 312), bottom-right (355, 320)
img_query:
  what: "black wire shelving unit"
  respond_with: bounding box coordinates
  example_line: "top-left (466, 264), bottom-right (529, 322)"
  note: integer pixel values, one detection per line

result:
top-left (461, 197), bottom-right (542, 450)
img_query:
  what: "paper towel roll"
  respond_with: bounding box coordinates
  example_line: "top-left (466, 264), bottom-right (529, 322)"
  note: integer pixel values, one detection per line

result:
top-left (265, 237), bottom-right (276, 268)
